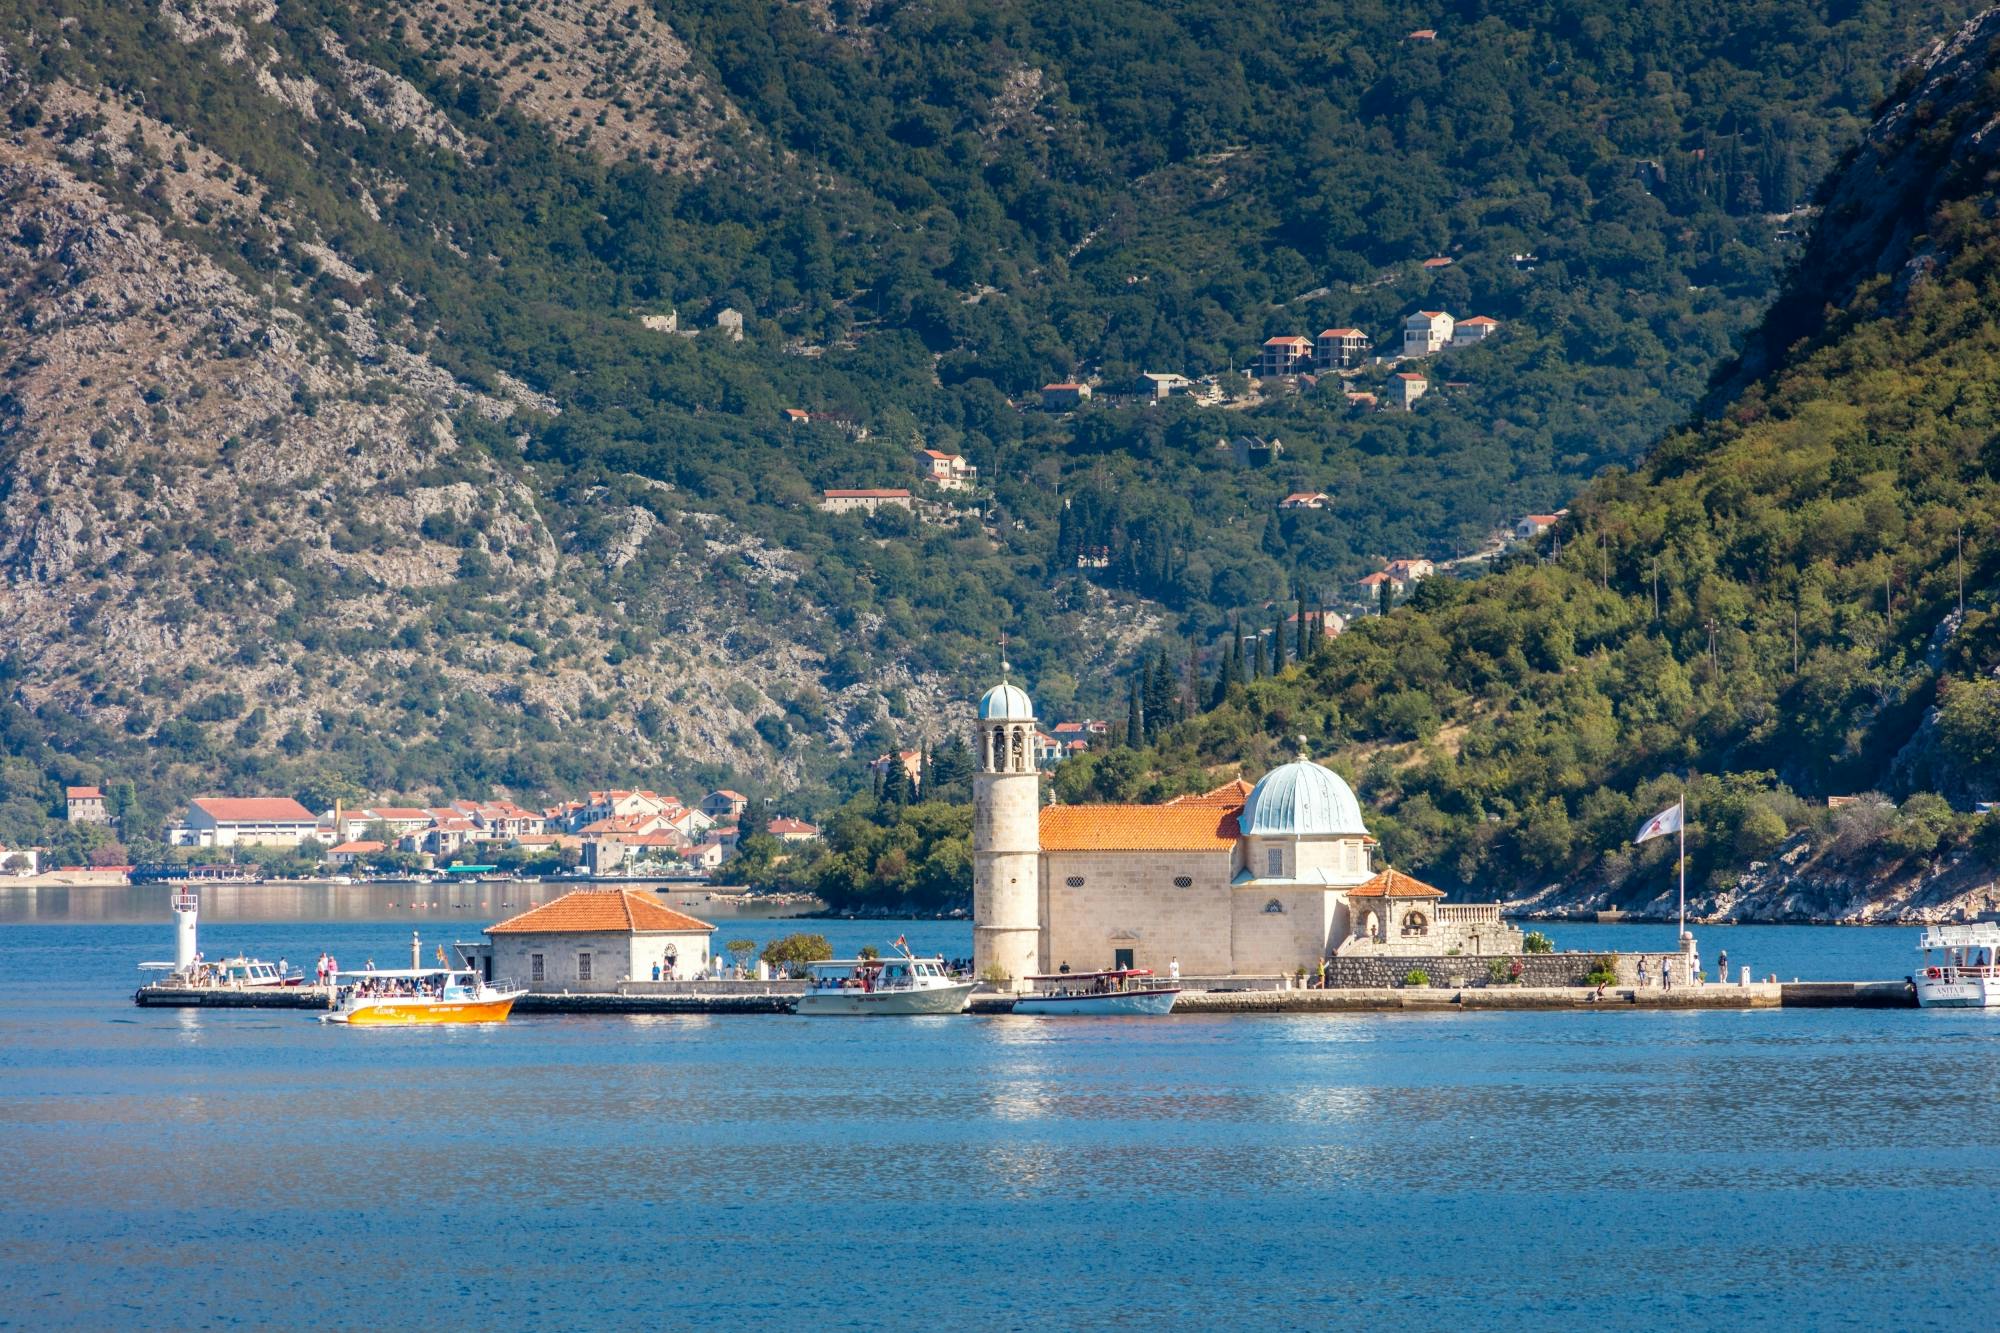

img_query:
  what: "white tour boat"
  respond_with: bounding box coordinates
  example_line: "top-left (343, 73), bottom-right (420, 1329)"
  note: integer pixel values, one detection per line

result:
top-left (795, 944), bottom-right (974, 1016)
top-left (1915, 924), bottom-right (2000, 1008)
top-left (1013, 967), bottom-right (1182, 1016)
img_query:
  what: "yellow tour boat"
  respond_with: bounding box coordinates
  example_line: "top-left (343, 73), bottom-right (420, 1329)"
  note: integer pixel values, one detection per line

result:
top-left (322, 967), bottom-right (524, 1026)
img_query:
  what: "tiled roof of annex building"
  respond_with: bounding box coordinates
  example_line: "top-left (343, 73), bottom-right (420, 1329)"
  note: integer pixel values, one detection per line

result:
top-left (1346, 868), bottom-right (1446, 899)
top-left (1039, 803), bottom-right (1240, 852)
top-left (1165, 778), bottom-right (1255, 808)
top-left (486, 889), bottom-right (714, 935)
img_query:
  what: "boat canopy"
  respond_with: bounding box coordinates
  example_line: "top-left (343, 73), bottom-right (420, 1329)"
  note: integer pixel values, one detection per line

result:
top-left (1919, 924), bottom-right (2000, 950)
top-left (331, 968), bottom-right (473, 980)
top-left (1025, 968), bottom-right (1155, 981)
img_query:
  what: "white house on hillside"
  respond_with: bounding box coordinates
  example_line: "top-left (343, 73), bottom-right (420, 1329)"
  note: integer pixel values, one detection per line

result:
top-left (1402, 311), bottom-right (1454, 357)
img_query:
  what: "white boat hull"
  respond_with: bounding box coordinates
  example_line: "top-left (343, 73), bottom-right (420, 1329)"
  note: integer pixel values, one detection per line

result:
top-left (1011, 988), bottom-right (1180, 1016)
top-left (794, 982), bottom-right (974, 1016)
top-left (1915, 974), bottom-right (2000, 1008)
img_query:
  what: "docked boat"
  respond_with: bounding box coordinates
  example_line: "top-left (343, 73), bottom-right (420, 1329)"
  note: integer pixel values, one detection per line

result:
top-left (794, 946), bottom-right (974, 1016)
top-left (1013, 968), bottom-right (1181, 1016)
top-left (1914, 924), bottom-right (2000, 1008)
top-left (321, 968), bottom-right (524, 1025)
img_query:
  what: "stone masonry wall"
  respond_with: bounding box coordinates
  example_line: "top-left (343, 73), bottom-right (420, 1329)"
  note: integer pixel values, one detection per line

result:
top-left (1324, 951), bottom-right (1688, 989)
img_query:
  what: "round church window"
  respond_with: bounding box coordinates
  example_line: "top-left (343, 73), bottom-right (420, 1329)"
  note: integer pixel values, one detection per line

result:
top-left (1173, 875), bottom-right (1193, 888)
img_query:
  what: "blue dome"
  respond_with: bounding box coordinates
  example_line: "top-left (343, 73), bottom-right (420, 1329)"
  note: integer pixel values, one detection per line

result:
top-left (977, 681), bottom-right (1036, 721)
top-left (1241, 758), bottom-right (1367, 836)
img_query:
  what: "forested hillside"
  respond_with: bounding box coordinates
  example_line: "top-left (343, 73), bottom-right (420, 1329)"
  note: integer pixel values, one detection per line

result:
top-left (0, 0), bottom-right (1973, 846)
top-left (1046, 7), bottom-right (2000, 921)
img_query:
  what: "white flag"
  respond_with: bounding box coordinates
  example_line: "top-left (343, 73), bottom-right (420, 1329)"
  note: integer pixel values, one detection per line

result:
top-left (1633, 802), bottom-right (1683, 845)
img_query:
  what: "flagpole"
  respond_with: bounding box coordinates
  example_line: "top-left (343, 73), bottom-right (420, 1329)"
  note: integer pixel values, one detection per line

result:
top-left (1677, 792), bottom-right (1687, 980)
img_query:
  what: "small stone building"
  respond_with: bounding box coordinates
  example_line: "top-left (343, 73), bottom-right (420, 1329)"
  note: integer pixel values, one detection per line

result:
top-left (1335, 868), bottom-right (1522, 957)
top-left (474, 889), bottom-right (714, 992)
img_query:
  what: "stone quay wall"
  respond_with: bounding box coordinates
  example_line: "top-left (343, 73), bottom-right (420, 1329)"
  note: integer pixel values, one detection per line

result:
top-left (1323, 950), bottom-right (1687, 990)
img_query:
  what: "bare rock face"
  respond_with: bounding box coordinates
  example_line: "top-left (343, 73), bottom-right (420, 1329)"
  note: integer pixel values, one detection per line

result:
top-left (0, 80), bottom-right (915, 796)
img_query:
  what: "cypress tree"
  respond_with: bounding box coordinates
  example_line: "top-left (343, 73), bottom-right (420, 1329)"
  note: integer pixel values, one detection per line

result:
top-left (1252, 632), bottom-right (1266, 680)
top-left (1126, 676), bottom-right (1142, 747)
top-left (1272, 608), bottom-right (1286, 671)
top-left (1295, 594), bottom-right (1308, 662)
top-left (1378, 577), bottom-right (1393, 618)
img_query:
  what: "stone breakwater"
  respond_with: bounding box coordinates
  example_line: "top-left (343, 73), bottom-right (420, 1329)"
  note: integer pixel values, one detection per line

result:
top-left (136, 979), bottom-right (1918, 1012)
top-left (1322, 951), bottom-right (1682, 989)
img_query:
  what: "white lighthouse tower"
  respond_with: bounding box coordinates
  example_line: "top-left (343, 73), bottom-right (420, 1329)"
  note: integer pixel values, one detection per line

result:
top-left (172, 885), bottom-right (200, 976)
top-left (972, 669), bottom-right (1041, 988)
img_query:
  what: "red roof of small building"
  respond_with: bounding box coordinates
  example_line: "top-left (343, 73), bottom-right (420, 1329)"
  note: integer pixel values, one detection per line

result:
top-left (1408, 28), bottom-right (1437, 39)
top-left (709, 789), bottom-right (746, 801)
top-left (1318, 328), bottom-right (1365, 338)
top-left (1459, 316), bottom-right (1500, 327)
top-left (823, 488), bottom-right (912, 499)
top-left (1346, 868), bottom-right (1447, 899)
top-left (487, 889), bottom-right (715, 935)
top-left (1395, 372), bottom-right (1428, 382)
top-left (1421, 256), bottom-right (1454, 268)
top-left (1263, 335), bottom-right (1313, 347)
top-left (66, 786), bottom-right (103, 799)
top-left (192, 797), bottom-right (316, 823)
top-left (328, 840), bottom-right (386, 855)
top-left (920, 449), bottom-right (959, 461)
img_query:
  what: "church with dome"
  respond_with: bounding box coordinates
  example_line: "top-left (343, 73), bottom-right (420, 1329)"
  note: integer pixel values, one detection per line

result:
top-left (970, 672), bottom-right (1521, 982)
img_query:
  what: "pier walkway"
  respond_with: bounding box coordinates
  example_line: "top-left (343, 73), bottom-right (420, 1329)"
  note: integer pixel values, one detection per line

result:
top-left (134, 978), bottom-right (1916, 1013)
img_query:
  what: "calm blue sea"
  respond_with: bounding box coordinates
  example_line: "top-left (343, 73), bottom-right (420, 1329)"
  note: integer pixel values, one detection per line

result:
top-left (3, 910), bottom-right (1997, 1329)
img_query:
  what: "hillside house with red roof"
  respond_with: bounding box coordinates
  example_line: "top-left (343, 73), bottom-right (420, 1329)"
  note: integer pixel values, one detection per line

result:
top-left (820, 488), bottom-right (914, 515)
top-left (918, 448), bottom-right (978, 490)
top-left (1402, 311), bottom-right (1454, 357)
top-left (1316, 328), bottom-right (1370, 370)
top-left (1257, 335), bottom-right (1314, 378)
top-left (65, 785), bottom-right (108, 824)
top-left (1451, 315), bottom-right (1501, 346)
top-left (1390, 371), bottom-right (1428, 409)
top-left (473, 889), bottom-right (716, 990)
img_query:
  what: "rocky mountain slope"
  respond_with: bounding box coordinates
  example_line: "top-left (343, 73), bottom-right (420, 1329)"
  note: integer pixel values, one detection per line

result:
top-left (0, 0), bottom-right (1972, 844)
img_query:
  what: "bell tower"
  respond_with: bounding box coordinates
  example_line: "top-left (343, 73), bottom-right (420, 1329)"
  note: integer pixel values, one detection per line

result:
top-left (972, 667), bottom-right (1040, 988)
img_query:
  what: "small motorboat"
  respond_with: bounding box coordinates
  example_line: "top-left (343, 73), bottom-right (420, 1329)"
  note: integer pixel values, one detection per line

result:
top-left (1915, 924), bottom-right (2000, 1008)
top-left (794, 942), bottom-right (974, 1016)
top-left (1012, 968), bottom-right (1181, 1016)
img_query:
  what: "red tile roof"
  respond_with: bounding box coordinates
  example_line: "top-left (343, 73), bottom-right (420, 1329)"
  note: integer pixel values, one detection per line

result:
top-left (192, 797), bottom-right (316, 823)
top-left (1040, 805), bottom-right (1239, 851)
top-left (329, 840), bottom-right (386, 855)
top-left (1346, 868), bottom-right (1446, 899)
top-left (66, 786), bottom-right (103, 799)
top-left (1458, 316), bottom-right (1500, 326)
top-left (1318, 327), bottom-right (1365, 337)
top-left (1165, 778), bottom-right (1255, 809)
top-left (1395, 372), bottom-right (1428, 382)
top-left (487, 889), bottom-right (715, 935)
top-left (824, 488), bottom-right (912, 499)
top-left (767, 817), bottom-right (820, 835)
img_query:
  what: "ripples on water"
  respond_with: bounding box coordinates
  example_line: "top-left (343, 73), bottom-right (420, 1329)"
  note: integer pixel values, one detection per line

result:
top-left (2, 919), bottom-right (1997, 1326)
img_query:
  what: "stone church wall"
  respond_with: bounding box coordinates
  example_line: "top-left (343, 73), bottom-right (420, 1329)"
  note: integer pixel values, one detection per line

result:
top-left (1323, 951), bottom-right (1689, 989)
top-left (1042, 849), bottom-right (1236, 975)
